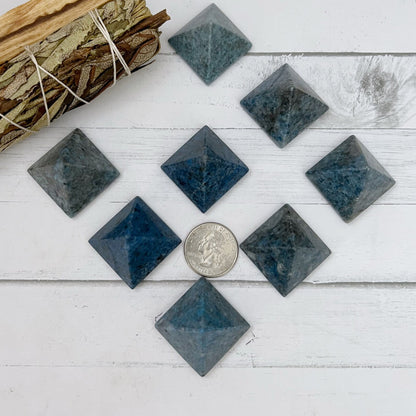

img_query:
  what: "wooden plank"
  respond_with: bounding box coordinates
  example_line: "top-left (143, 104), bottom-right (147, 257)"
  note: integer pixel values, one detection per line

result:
top-left (0, 282), bottom-right (415, 367)
top-left (0, 202), bottom-right (413, 283)
top-left (150, 0), bottom-right (416, 53)
top-left (0, 0), bottom-right (113, 64)
top-left (1, 0), bottom-right (415, 54)
top-left (0, 2), bottom-right (414, 413)
top-left (0, 128), bottom-right (413, 205)
top-left (0, 127), bottom-right (414, 283)
top-left (1, 367), bottom-right (415, 415)
top-left (0, 0), bottom-right (109, 39)
top-left (14, 54), bottom-right (413, 129)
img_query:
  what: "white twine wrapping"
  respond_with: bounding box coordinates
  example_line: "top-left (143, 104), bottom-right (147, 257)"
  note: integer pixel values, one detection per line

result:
top-left (0, 8), bottom-right (131, 133)
top-left (89, 9), bottom-right (132, 86)
top-left (0, 113), bottom-right (34, 133)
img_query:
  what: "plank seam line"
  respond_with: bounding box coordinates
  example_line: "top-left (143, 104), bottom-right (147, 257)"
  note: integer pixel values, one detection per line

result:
top-left (113, 202), bottom-right (415, 207)
top-left (1, 202), bottom-right (414, 207)
top-left (159, 52), bottom-right (416, 57)
top-left (1, 364), bottom-right (415, 369)
top-left (37, 126), bottom-right (416, 132)
top-left (0, 280), bottom-right (414, 288)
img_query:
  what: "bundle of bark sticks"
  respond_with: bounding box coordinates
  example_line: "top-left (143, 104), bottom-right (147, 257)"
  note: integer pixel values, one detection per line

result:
top-left (0, 0), bottom-right (169, 151)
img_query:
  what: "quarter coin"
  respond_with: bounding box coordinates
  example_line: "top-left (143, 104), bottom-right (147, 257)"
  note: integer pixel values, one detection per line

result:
top-left (184, 222), bottom-right (239, 278)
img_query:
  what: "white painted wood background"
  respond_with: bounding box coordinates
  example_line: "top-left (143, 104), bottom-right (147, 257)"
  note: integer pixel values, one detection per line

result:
top-left (0, 0), bottom-right (415, 414)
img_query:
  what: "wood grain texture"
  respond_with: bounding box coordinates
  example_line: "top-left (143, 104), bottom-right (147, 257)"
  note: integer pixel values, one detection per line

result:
top-left (1, 0), bottom-right (415, 54)
top-left (0, 282), bottom-right (415, 368)
top-left (0, 128), bottom-right (414, 283)
top-left (10, 54), bottom-right (413, 130)
top-left (151, 0), bottom-right (416, 53)
top-left (0, 0), bottom-right (109, 38)
top-left (0, 0), bottom-right (111, 64)
top-left (0, 0), bottom-right (415, 413)
top-left (1, 128), bottom-right (413, 204)
top-left (1, 202), bottom-right (414, 283)
top-left (0, 0), bottom-right (167, 151)
top-left (2, 367), bottom-right (415, 416)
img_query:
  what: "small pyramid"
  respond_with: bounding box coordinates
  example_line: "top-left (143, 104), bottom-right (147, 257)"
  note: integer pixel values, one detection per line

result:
top-left (89, 197), bottom-right (181, 288)
top-left (306, 136), bottom-right (396, 222)
top-left (155, 278), bottom-right (250, 376)
top-left (169, 4), bottom-right (252, 85)
top-left (241, 64), bottom-right (329, 148)
top-left (28, 129), bottom-right (119, 217)
top-left (161, 126), bottom-right (249, 213)
top-left (240, 204), bottom-right (331, 296)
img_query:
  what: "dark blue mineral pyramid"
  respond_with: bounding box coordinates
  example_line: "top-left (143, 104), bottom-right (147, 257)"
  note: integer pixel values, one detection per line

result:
top-left (155, 277), bottom-right (250, 376)
top-left (306, 135), bottom-right (396, 222)
top-left (240, 204), bottom-right (331, 296)
top-left (241, 63), bottom-right (329, 148)
top-left (28, 129), bottom-right (119, 217)
top-left (161, 126), bottom-right (249, 213)
top-left (89, 197), bottom-right (181, 289)
top-left (168, 3), bottom-right (252, 85)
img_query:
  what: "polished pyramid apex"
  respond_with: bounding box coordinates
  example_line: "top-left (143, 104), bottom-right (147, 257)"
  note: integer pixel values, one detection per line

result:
top-left (28, 129), bottom-right (119, 217)
top-left (161, 126), bottom-right (249, 213)
top-left (155, 277), bottom-right (250, 376)
top-left (89, 197), bottom-right (181, 289)
top-left (306, 135), bottom-right (396, 222)
top-left (169, 3), bottom-right (252, 85)
top-left (241, 63), bottom-right (329, 148)
top-left (240, 204), bottom-right (331, 296)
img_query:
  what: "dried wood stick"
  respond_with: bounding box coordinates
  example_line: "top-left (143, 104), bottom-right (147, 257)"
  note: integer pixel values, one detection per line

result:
top-left (0, 0), bottom-right (170, 151)
top-left (0, 0), bottom-right (112, 65)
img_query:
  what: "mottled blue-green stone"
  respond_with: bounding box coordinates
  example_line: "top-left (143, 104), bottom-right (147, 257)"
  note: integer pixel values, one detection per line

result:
top-left (161, 126), bottom-right (249, 213)
top-left (28, 129), bottom-right (119, 218)
top-left (155, 277), bottom-right (250, 377)
top-left (240, 204), bottom-right (331, 297)
top-left (168, 3), bottom-right (252, 85)
top-left (89, 197), bottom-right (181, 289)
top-left (306, 135), bottom-right (396, 222)
top-left (241, 64), bottom-right (329, 148)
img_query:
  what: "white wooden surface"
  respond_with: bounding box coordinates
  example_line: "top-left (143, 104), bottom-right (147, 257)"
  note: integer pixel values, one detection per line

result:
top-left (0, 0), bottom-right (416, 414)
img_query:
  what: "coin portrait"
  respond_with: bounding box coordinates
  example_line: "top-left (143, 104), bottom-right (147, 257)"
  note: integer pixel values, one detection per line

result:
top-left (184, 223), bottom-right (239, 278)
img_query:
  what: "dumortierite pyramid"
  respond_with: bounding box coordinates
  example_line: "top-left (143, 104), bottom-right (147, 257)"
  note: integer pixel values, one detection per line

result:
top-left (89, 197), bottom-right (181, 289)
top-left (241, 64), bottom-right (329, 148)
top-left (161, 126), bottom-right (249, 213)
top-left (240, 204), bottom-right (331, 296)
top-left (28, 129), bottom-right (119, 217)
top-left (155, 277), bottom-right (250, 376)
top-left (306, 135), bottom-right (396, 222)
top-left (168, 3), bottom-right (252, 85)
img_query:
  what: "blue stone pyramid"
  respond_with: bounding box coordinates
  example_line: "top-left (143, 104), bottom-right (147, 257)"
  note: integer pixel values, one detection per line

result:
top-left (169, 3), bottom-right (252, 85)
top-left (306, 135), bottom-right (396, 222)
top-left (161, 126), bottom-right (249, 213)
top-left (89, 197), bottom-right (181, 289)
top-left (241, 64), bottom-right (329, 148)
top-left (155, 277), bottom-right (250, 376)
top-left (28, 129), bottom-right (119, 217)
top-left (240, 204), bottom-right (331, 296)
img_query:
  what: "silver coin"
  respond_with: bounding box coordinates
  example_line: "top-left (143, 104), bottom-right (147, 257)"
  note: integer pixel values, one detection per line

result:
top-left (184, 222), bottom-right (239, 278)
